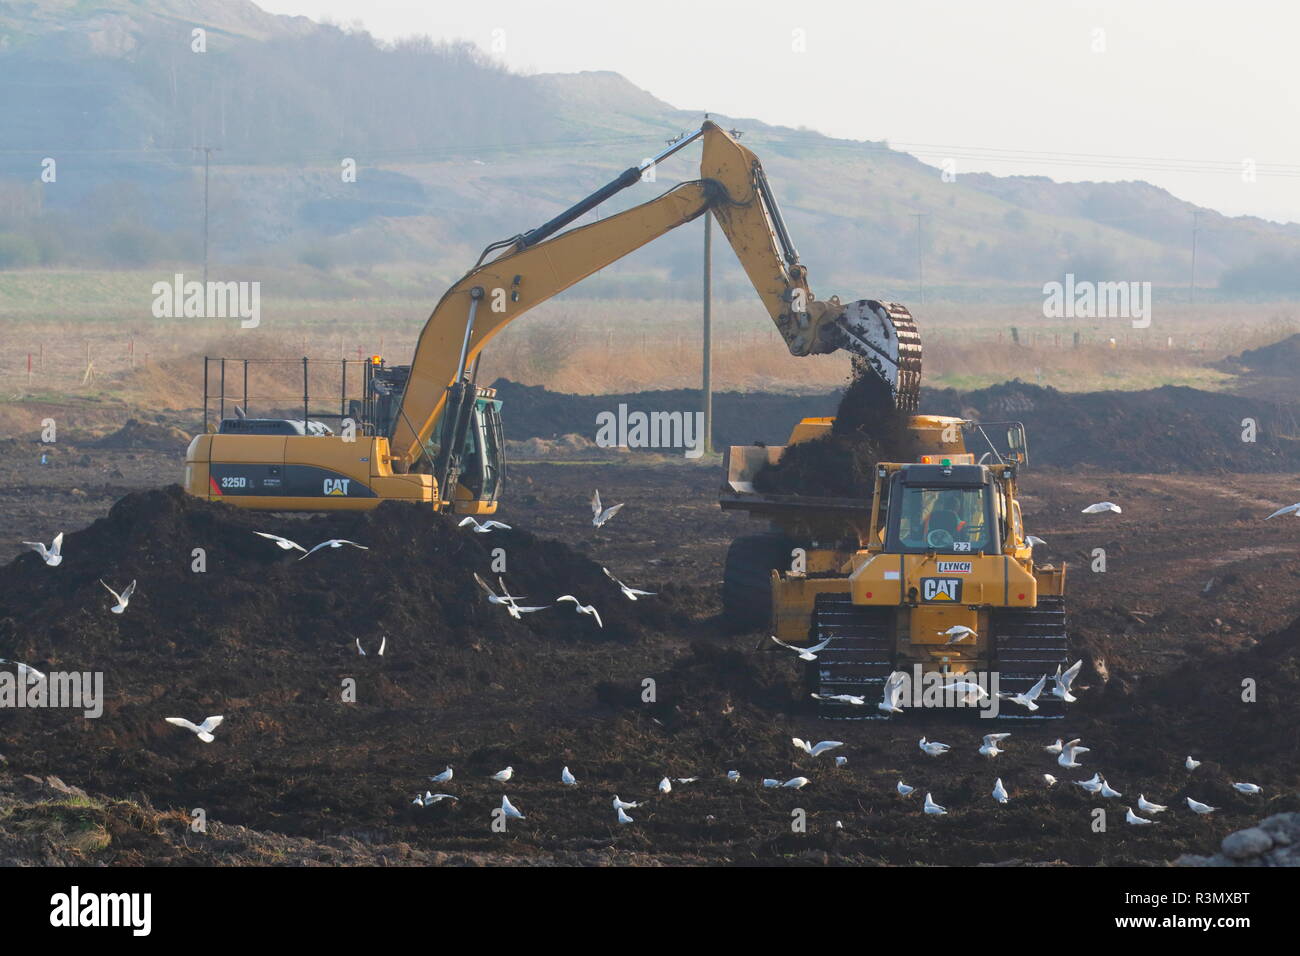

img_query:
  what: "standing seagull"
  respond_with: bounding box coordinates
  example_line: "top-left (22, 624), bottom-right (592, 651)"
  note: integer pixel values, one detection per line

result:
top-left (1232, 782), bottom-right (1262, 794)
top-left (100, 579), bottom-right (137, 614)
top-left (612, 796), bottom-right (639, 810)
top-left (429, 767), bottom-right (453, 784)
top-left (1186, 797), bottom-right (1218, 815)
top-left (602, 567), bottom-right (656, 600)
top-left (1137, 794), bottom-right (1167, 814)
top-left (1081, 502), bottom-right (1122, 514)
top-left (164, 715), bottom-right (224, 743)
top-left (1185, 755), bottom-right (1201, 771)
top-left (500, 796), bottom-right (525, 820)
top-left (22, 532), bottom-right (64, 566)
top-left (919, 737), bottom-right (951, 757)
top-left (561, 766), bottom-right (577, 786)
top-left (1126, 807), bottom-right (1155, 826)
top-left (590, 490), bottom-right (625, 528)
top-left (616, 806), bottom-right (634, 825)
top-left (556, 596), bottom-right (603, 628)
top-left (253, 532), bottom-right (306, 554)
top-left (658, 777), bottom-right (672, 794)
top-left (491, 767), bottom-right (514, 783)
top-left (458, 517), bottom-right (512, 533)
top-left (924, 793), bottom-right (947, 815)
top-left (897, 780), bottom-right (915, 797)
top-left (299, 539), bottom-right (369, 560)
top-left (992, 778), bottom-right (1009, 804)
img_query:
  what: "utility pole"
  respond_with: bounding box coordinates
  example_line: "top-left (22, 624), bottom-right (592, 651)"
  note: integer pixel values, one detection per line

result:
top-left (1189, 210), bottom-right (1203, 307)
top-left (193, 146), bottom-right (220, 286)
top-left (702, 210), bottom-right (713, 457)
top-left (912, 212), bottom-right (928, 305)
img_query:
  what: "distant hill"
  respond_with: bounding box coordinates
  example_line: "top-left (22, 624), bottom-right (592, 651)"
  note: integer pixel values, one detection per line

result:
top-left (1, 0), bottom-right (1298, 297)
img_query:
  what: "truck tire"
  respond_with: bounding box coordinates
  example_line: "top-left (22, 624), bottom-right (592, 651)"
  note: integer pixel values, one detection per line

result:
top-left (721, 532), bottom-right (795, 633)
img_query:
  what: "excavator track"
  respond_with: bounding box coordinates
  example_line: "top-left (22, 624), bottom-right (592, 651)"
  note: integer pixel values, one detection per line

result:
top-left (991, 596), bottom-right (1070, 719)
top-left (808, 593), bottom-right (895, 719)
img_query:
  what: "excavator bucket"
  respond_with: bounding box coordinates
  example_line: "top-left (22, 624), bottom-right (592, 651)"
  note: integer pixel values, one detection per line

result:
top-left (833, 300), bottom-right (922, 412)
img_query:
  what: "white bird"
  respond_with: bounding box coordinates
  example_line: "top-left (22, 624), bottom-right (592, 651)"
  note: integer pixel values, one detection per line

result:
top-left (726, 770), bottom-right (741, 783)
top-left (658, 776), bottom-right (672, 794)
top-left (675, 777), bottom-right (699, 784)
top-left (1186, 797), bottom-right (1217, 815)
top-left (1265, 503), bottom-right (1300, 520)
top-left (164, 715), bottom-right (224, 743)
top-left (491, 767), bottom-right (514, 782)
top-left (616, 806), bottom-right (634, 824)
top-left (591, 489), bottom-right (625, 528)
top-left (1232, 782), bottom-right (1262, 794)
top-left (299, 539), bottom-right (369, 560)
top-left (612, 796), bottom-right (639, 810)
top-left (924, 793), bottom-right (947, 815)
top-left (1045, 739), bottom-right (1066, 754)
top-left (1076, 773), bottom-right (1104, 793)
top-left (1026, 535), bottom-right (1047, 549)
top-left (1043, 774), bottom-right (1058, 787)
top-left (474, 573), bottom-right (548, 618)
top-left (811, 692), bottom-right (866, 706)
top-left (1081, 501), bottom-right (1122, 514)
top-left (556, 595), bottom-right (604, 628)
top-left (561, 766), bottom-right (577, 786)
top-left (100, 578), bottom-right (136, 614)
top-left (878, 670), bottom-right (909, 715)
top-left (602, 567), bottom-right (655, 600)
top-left (421, 792), bottom-right (457, 806)
top-left (1000, 674), bottom-right (1048, 712)
top-left (834, 755), bottom-right (848, 767)
top-left (0, 659), bottom-right (46, 682)
top-left (1185, 755), bottom-right (1201, 771)
top-left (761, 779), bottom-right (781, 788)
top-left (781, 777), bottom-right (810, 789)
top-left (979, 733), bottom-right (1011, 758)
top-left (793, 738), bottom-right (844, 757)
top-left (940, 625), bottom-right (977, 645)
top-left (941, 680), bottom-right (989, 705)
top-left (1058, 740), bottom-right (1090, 769)
top-left (429, 767), bottom-right (453, 784)
top-left (1099, 778), bottom-right (1123, 799)
top-left (1126, 807), bottom-right (1155, 826)
top-left (355, 636), bottom-right (386, 656)
top-left (458, 516), bottom-right (512, 533)
top-left (919, 736), bottom-right (951, 757)
top-left (1137, 794), bottom-right (1167, 814)
top-left (22, 532), bottom-right (64, 566)
top-left (897, 780), bottom-right (915, 796)
top-left (500, 795), bottom-right (525, 819)
top-left (1052, 660), bottom-right (1084, 702)
top-left (253, 531), bottom-right (306, 553)
top-left (771, 634), bottom-right (832, 661)
top-left (992, 778), bottom-right (1009, 804)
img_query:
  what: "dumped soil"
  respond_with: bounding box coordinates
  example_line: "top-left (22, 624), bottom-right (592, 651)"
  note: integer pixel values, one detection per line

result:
top-left (93, 419), bottom-right (192, 451)
top-left (752, 360), bottom-right (908, 497)
top-left (1218, 333), bottom-right (1300, 377)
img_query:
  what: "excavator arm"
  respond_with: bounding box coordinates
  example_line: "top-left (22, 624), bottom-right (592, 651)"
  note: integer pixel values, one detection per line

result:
top-left (390, 120), bottom-right (920, 470)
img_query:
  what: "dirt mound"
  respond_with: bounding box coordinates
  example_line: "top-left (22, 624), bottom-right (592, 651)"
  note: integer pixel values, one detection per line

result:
top-left (925, 381), bottom-right (1300, 473)
top-left (752, 360), bottom-right (908, 497)
top-left (94, 419), bottom-right (192, 451)
top-left (1218, 333), bottom-right (1300, 377)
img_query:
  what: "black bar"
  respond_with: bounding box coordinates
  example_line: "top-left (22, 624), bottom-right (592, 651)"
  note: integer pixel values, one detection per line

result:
top-left (303, 357), bottom-right (309, 428)
top-left (219, 359), bottom-right (225, 423)
top-left (202, 357), bottom-right (209, 432)
top-left (519, 166), bottom-right (642, 248)
top-left (243, 359), bottom-right (249, 418)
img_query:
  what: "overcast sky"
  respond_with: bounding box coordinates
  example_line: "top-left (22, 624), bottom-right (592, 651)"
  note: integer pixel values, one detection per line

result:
top-left (260, 0), bottom-right (1300, 223)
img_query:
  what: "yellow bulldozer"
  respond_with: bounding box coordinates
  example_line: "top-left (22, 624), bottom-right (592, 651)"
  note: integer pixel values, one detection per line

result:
top-left (183, 121), bottom-right (919, 512)
top-left (721, 415), bottom-right (1069, 718)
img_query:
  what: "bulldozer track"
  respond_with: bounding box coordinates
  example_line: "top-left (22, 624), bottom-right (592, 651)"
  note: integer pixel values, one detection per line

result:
top-left (992, 595), bottom-right (1070, 719)
top-left (808, 593), bottom-right (895, 720)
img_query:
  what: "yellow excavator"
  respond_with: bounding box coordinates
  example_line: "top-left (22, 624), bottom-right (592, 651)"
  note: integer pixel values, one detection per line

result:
top-left (183, 121), bottom-right (921, 512)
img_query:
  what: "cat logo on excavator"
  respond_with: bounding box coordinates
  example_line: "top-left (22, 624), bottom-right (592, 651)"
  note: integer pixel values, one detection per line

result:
top-left (323, 478), bottom-right (351, 496)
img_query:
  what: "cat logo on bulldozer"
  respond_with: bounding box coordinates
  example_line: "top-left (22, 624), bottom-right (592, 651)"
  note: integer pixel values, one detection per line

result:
top-left (323, 478), bottom-right (351, 496)
top-left (921, 577), bottom-right (963, 602)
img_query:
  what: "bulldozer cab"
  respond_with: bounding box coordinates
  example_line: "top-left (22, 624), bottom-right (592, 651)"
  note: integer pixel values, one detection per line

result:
top-left (886, 464), bottom-right (999, 555)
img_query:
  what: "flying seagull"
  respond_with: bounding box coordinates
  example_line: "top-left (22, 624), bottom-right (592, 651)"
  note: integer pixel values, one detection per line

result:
top-left (919, 736), bottom-right (951, 757)
top-left (878, 670), bottom-right (909, 715)
top-left (811, 692), bottom-right (866, 706)
top-left (0, 659), bottom-right (46, 682)
top-left (941, 679), bottom-right (989, 706)
top-left (1051, 660), bottom-right (1084, 702)
top-left (591, 489), bottom-right (625, 528)
top-left (979, 733), bottom-right (1011, 758)
top-left (491, 767), bottom-right (514, 782)
top-left (556, 595), bottom-right (603, 628)
top-left (458, 517), bottom-right (512, 533)
top-left (924, 793), bottom-right (947, 815)
top-left (1081, 502), bottom-right (1122, 514)
top-left (164, 715), bottom-right (224, 743)
top-left (299, 539), bottom-right (369, 560)
top-left (1058, 740), bottom-right (1090, 769)
top-left (1265, 503), bottom-right (1300, 519)
top-left (1000, 674), bottom-right (1048, 711)
top-left (420, 792), bottom-right (458, 806)
top-left (940, 625), bottom-right (977, 645)
top-left (474, 573), bottom-right (548, 619)
top-left (1025, 535), bottom-right (1047, 549)
top-left (22, 532), bottom-right (64, 566)
top-left (992, 778), bottom-right (1009, 804)
top-left (602, 567), bottom-right (655, 600)
top-left (793, 738), bottom-right (844, 757)
top-left (771, 634), bottom-right (832, 661)
top-left (100, 579), bottom-right (136, 614)
top-left (253, 532), bottom-right (306, 554)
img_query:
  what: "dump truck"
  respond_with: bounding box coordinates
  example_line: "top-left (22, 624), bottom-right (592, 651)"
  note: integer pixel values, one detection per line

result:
top-left (721, 415), bottom-right (1069, 717)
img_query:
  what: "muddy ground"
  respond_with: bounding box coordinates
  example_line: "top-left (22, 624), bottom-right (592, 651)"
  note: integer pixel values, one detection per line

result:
top-left (1, 431), bottom-right (1298, 866)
